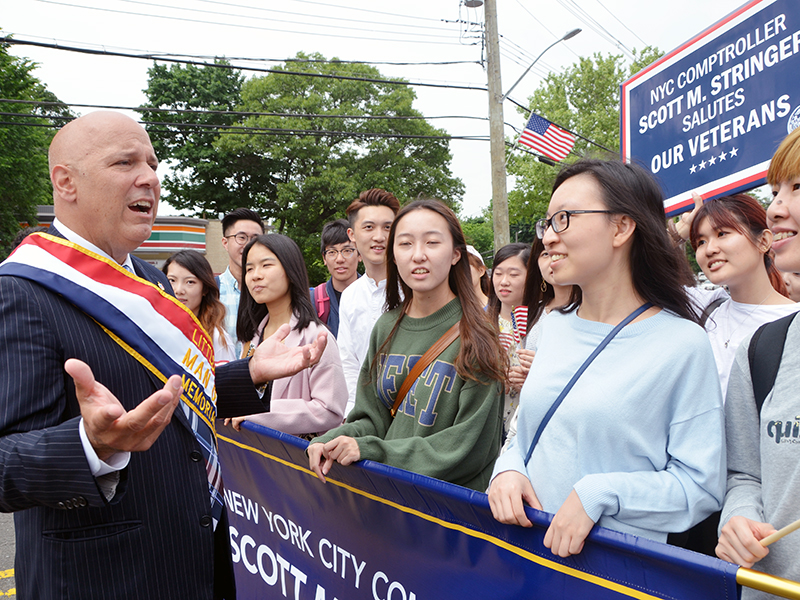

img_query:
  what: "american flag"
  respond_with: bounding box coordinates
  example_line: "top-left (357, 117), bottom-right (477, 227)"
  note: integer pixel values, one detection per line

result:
top-left (518, 113), bottom-right (575, 162)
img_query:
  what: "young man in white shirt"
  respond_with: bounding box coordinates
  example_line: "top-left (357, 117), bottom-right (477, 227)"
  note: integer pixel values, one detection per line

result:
top-left (218, 208), bottom-right (264, 357)
top-left (336, 189), bottom-right (400, 417)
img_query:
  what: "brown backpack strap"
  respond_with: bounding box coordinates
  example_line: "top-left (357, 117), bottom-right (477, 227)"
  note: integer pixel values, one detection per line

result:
top-left (391, 321), bottom-right (460, 418)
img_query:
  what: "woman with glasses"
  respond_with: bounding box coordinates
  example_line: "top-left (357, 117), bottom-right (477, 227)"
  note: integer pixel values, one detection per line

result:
top-left (224, 234), bottom-right (347, 438)
top-left (488, 159), bottom-right (725, 557)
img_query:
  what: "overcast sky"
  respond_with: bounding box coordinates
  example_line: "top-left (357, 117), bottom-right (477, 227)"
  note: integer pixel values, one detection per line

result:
top-left (3, 0), bottom-right (741, 217)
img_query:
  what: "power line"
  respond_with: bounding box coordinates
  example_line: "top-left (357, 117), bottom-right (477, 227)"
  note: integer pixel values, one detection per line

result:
top-left (555, 0), bottom-right (635, 59)
top-left (3, 33), bottom-right (479, 66)
top-left (111, 0), bottom-right (455, 38)
top-left (1, 37), bottom-right (490, 93)
top-left (35, 0), bottom-right (463, 46)
top-left (593, 0), bottom-right (647, 48)
top-left (284, 0), bottom-right (445, 23)
top-left (0, 118), bottom-right (491, 141)
top-left (0, 99), bottom-right (491, 123)
top-left (513, 0), bottom-right (580, 60)
top-left (186, 0), bottom-right (455, 34)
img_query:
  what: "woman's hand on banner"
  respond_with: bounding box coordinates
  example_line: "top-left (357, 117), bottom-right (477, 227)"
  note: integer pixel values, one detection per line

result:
top-left (308, 436), bottom-right (361, 483)
top-left (66, 358), bottom-right (181, 462)
top-left (488, 470), bottom-right (542, 527)
top-left (716, 516), bottom-right (775, 567)
top-left (250, 324), bottom-right (328, 385)
top-left (223, 416), bottom-right (246, 431)
top-left (544, 489), bottom-right (595, 557)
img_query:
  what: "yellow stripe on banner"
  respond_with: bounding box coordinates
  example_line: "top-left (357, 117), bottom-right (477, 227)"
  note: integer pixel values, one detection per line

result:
top-left (218, 435), bottom-right (663, 600)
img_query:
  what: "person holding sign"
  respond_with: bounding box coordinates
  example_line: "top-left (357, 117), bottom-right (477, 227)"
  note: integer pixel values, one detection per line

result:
top-left (675, 193), bottom-right (798, 398)
top-left (488, 159), bottom-right (725, 557)
top-left (716, 127), bottom-right (800, 595)
top-left (307, 199), bottom-right (506, 492)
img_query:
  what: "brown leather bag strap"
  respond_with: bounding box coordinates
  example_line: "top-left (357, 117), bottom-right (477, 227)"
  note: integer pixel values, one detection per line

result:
top-left (391, 321), bottom-right (460, 418)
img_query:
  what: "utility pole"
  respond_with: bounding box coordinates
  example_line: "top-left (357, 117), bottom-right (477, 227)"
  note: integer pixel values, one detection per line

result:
top-left (483, 0), bottom-right (509, 251)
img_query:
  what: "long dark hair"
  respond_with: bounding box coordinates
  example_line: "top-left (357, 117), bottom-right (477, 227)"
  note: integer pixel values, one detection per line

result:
top-left (162, 250), bottom-right (228, 347)
top-left (552, 159), bottom-right (698, 322)
top-left (381, 199), bottom-right (507, 383)
top-left (487, 242), bottom-right (531, 322)
top-left (689, 194), bottom-right (789, 297)
top-left (521, 237), bottom-right (582, 333)
top-left (467, 252), bottom-right (491, 297)
top-left (236, 234), bottom-right (320, 343)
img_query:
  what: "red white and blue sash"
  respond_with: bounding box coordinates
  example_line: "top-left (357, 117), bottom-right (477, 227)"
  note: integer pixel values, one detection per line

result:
top-left (0, 233), bottom-right (224, 525)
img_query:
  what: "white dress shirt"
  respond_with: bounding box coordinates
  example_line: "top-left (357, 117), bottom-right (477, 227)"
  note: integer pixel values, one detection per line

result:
top-left (51, 219), bottom-right (132, 488)
top-left (336, 275), bottom-right (389, 417)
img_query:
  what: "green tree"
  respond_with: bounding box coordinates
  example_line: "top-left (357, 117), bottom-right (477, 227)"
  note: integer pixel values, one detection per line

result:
top-left (0, 38), bottom-right (73, 258)
top-left (461, 210), bottom-right (494, 262)
top-left (139, 59), bottom-right (277, 217)
top-left (217, 52), bottom-right (464, 282)
top-left (507, 47), bottom-right (663, 225)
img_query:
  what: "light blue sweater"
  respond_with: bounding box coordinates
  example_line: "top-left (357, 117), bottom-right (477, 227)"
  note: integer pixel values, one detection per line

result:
top-left (493, 309), bottom-right (726, 542)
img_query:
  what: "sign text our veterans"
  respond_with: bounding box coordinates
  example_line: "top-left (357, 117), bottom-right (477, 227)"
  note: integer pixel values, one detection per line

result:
top-left (621, 0), bottom-right (800, 215)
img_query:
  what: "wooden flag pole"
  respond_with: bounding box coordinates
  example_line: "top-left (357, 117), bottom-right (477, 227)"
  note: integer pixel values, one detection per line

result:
top-left (761, 517), bottom-right (800, 547)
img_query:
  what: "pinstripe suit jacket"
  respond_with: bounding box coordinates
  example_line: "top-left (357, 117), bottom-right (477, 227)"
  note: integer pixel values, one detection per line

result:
top-left (0, 235), bottom-right (267, 600)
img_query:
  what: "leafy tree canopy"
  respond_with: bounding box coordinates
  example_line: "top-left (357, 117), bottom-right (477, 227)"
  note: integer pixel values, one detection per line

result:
top-left (139, 59), bottom-right (261, 218)
top-left (0, 37), bottom-right (73, 258)
top-left (141, 53), bottom-right (464, 282)
top-left (506, 47), bottom-right (663, 226)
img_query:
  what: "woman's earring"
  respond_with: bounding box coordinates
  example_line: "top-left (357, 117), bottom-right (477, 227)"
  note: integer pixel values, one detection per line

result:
top-left (541, 280), bottom-right (548, 293)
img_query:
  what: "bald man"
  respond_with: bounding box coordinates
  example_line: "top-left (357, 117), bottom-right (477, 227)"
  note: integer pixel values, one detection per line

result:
top-left (0, 112), bottom-right (326, 600)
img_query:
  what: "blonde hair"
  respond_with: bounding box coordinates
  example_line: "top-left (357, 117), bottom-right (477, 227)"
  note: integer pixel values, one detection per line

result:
top-left (768, 127), bottom-right (800, 185)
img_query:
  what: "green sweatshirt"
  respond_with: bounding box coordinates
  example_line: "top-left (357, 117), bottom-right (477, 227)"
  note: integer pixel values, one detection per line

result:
top-left (312, 298), bottom-right (503, 491)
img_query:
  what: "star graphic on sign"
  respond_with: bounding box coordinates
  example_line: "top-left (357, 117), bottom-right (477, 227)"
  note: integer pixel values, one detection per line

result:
top-left (699, 160), bottom-right (707, 170)
top-left (709, 155), bottom-right (717, 165)
top-left (690, 164), bottom-right (697, 174)
top-left (730, 147), bottom-right (739, 157)
top-left (719, 151), bottom-right (727, 161)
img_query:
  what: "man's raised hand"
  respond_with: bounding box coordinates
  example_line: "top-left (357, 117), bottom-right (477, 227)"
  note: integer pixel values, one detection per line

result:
top-left (65, 358), bottom-right (181, 462)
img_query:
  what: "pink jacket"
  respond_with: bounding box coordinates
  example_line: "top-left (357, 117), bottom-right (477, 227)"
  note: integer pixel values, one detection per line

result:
top-left (243, 314), bottom-right (347, 436)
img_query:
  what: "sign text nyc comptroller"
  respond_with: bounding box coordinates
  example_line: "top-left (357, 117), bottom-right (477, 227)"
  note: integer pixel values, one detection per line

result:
top-left (622, 0), bottom-right (800, 216)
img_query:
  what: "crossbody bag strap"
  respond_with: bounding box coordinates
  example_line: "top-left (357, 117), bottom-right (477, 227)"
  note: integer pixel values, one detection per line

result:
top-left (391, 321), bottom-right (461, 418)
top-left (523, 303), bottom-right (652, 466)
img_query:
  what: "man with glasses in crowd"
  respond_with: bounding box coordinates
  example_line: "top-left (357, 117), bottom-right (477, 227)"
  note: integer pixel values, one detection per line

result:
top-left (219, 208), bottom-right (264, 356)
top-left (310, 219), bottom-right (361, 338)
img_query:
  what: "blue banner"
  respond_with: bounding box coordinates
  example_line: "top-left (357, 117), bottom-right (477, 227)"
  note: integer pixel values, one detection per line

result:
top-left (218, 423), bottom-right (740, 600)
top-left (621, 0), bottom-right (800, 215)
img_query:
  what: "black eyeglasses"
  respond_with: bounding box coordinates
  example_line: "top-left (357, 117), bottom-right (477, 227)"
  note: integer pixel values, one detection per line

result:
top-left (323, 247), bottom-right (357, 259)
top-left (225, 233), bottom-right (260, 245)
top-left (535, 210), bottom-right (613, 239)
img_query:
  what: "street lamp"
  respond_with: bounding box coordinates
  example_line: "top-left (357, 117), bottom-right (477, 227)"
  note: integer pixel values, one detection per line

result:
top-left (500, 28), bottom-right (581, 103)
top-left (483, 6), bottom-right (579, 251)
